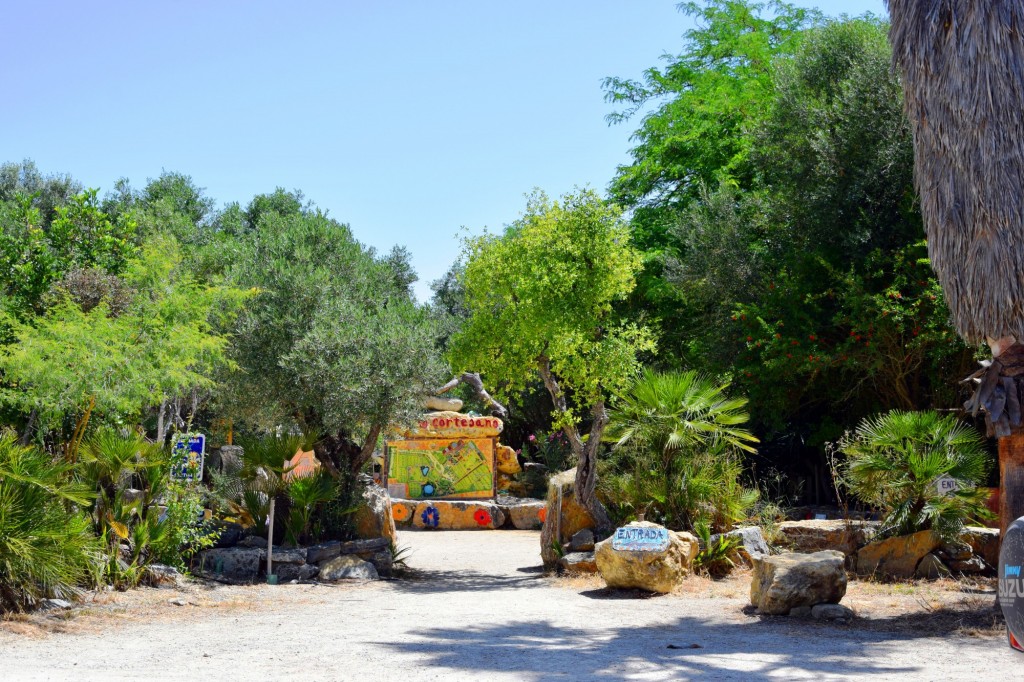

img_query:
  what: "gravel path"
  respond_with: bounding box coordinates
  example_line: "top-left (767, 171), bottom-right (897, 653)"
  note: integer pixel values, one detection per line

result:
top-left (0, 529), bottom-right (1019, 680)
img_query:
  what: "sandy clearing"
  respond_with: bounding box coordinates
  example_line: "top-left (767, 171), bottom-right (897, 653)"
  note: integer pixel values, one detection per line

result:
top-left (0, 529), bottom-right (1018, 681)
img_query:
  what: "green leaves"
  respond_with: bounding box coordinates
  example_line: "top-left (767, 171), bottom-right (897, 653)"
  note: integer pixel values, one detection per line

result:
top-left (600, 370), bottom-right (759, 533)
top-left (0, 434), bottom-right (100, 610)
top-left (840, 410), bottom-right (993, 540)
top-left (451, 188), bottom-right (654, 423)
top-left (224, 210), bottom-right (446, 461)
top-left (0, 236), bottom-right (244, 430)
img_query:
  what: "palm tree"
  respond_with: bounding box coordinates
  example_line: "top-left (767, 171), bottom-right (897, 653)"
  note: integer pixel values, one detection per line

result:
top-left (841, 410), bottom-right (991, 541)
top-left (602, 370), bottom-right (759, 531)
top-left (888, 1), bottom-right (1024, 537)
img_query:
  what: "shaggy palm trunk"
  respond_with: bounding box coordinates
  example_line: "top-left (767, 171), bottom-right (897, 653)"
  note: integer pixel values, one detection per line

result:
top-left (965, 342), bottom-right (1024, 536)
top-left (888, 1), bottom-right (1024, 540)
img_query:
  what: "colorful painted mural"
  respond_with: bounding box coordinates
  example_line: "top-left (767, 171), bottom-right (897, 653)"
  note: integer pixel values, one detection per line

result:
top-left (386, 436), bottom-right (495, 500)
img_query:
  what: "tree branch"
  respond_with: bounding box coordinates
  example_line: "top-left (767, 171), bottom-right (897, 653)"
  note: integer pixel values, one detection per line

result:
top-left (537, 355), bottom-right (584, 459)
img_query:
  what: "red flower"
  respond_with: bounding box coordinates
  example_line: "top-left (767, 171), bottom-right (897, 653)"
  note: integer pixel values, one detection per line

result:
top-left (473, 509), bottom-right (492, 526)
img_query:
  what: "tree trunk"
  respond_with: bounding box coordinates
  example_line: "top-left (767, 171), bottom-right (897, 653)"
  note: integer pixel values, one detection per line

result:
top-left (353, 423), bottom-right (382, 476)
top-left (536, 354), bottom-right (612, 533)
top-left (999, 433), bottom-right (1024, 539)
top-left (576, 401), bottom-right (613, 534)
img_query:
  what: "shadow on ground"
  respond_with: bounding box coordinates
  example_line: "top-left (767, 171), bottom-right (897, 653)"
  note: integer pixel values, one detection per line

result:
top-left (374, 616), bottom-right (932, 680)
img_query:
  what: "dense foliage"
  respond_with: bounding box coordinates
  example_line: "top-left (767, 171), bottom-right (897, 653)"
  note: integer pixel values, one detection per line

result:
top-left (600, 370), bottom-right (759, 532)
top-left (840, 411), bottom-right (992, 541)
top-left (603, 6), bottom-right (977, 498)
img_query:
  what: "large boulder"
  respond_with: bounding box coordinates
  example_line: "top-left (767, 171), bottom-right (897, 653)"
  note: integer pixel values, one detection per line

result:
top-left (594, 522), bottom-right (698, 593)
top-left (541, 469), bottom-right (596, 568)
top-left (961, 526), bottom-right (1000, 567)
top-left (710, 526), bottom-right (769, 564)
top-left (496, 445), bottom-right (522, 475)
top-left (855, 530), bottom-right (940, 579)
top-left (319, 555), bottom-right (379, 581)
top-left (353, 479), bottom-right (397, 542)
top-left (750, 550), bottom-right (847, 615)
top-left (194, 547), bottom-right (262, 584)
top-left (777, 520), bottom-right (876, 556)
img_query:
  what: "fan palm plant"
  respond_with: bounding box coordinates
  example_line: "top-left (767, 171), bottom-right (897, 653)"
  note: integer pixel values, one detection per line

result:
top-left (601, 370), bottom-right (759, 532)
top-left (79, 429), bottom-right (167, 586)
top-left (840, 410), bottom-right (992, 541)
top-left (0, 434), bottom-right (99, 611)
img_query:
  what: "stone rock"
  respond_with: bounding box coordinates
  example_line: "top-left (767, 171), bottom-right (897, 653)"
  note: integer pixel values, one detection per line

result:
top-left (368, 549), bottom-right (394, 577)
top-left (211, 521), bottom-right (244, 548)
top-left (812, 603), bottom-right (854, 622)
top-left (39, 599), bottom-right (73, 611)
top-left (937, 540), bottom-right (973, 562)
top-left (275, 562), bottom-right (319, 582)
top-left (195, 547), bottom-right (262, 584)
top-left (949, 556), bottom-right (988, 574)
top-left (595, 522), bottom-right (698, 594)
top-left (238, 535), bottom-right (268, 549)
top-left (496, 445), bottom-right (522, 475)
top-left (505, 499), bottom-right (546, 530)
top-left (142, 563), bottom-right (184, 588)
top-left (410, 500), bottom-right (506, 530)
top-left (855, 530), bottom-right (939, 579)
top-left (339, 537), bottom-right (390, 554)
top-left (750, 551), bottom-right (847, 615)
top-left (559, 551), bottom-right (597, 573)
top-left (914, 553), bottom-right (950, 580)
top-left (214, 444), bottom-right (241, 471)
top-left (961, 526), bottom-right (1000, 567)
top-left (425, 396), bottom-right (463, 412)
top-left (569, 529), bottom-right (595, 552)
top-left (541, 469), bottom-right (597, 568)
top-left (788, 606), bottom-right (813, 618)
top-left (711, 526), bottom-right (769, 564)
top-left (260, 547), bottom-right (307, 564)
top-left (353, 479), bottom-right (397, 543)
top-left (319, 555), bottom-right (379, 581)
top-left (306, 541), bottom-right (342, 564)
top-left (168, 598), bottom-right (189, 607)
top-left (777, 520), bottom-right (877, 556)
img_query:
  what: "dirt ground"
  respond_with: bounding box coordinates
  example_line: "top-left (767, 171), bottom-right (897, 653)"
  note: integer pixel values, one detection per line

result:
top-left (0, 529), bottom-right (1019, 681)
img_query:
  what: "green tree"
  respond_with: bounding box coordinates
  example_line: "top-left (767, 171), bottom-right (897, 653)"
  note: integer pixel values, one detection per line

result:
top-left (0, 236), bottom-right (244, 450)
top-left (450, 188), bottom-right (654, 528)
top-left (225, 210), bottom-right (445, 477)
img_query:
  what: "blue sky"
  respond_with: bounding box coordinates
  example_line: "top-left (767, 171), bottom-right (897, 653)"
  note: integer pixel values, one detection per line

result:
top-left (2, 1), bottom-right (886, 300)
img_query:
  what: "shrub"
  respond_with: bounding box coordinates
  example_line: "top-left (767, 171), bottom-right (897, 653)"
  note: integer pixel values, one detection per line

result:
top-left (840, 410), bottom-right (993, 541)
top-left (600, 370), bottom-right (759, 532)
top-left (0, 434), bottom-right (99, 611)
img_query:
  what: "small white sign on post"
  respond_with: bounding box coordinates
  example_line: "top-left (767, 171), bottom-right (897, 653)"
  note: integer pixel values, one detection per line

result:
top-left (935, 475), bottom-right (959, 496)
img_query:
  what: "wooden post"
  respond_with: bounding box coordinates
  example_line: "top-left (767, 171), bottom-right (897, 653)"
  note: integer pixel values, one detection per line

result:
top-left (999, 433), bottom-right (1024, 539)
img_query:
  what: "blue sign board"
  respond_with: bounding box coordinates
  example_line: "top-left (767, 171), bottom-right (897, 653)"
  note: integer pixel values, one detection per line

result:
top-left (170, 433), bottom-right (205, 482)
top-left (612, 525), bottom-right (670, 552)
